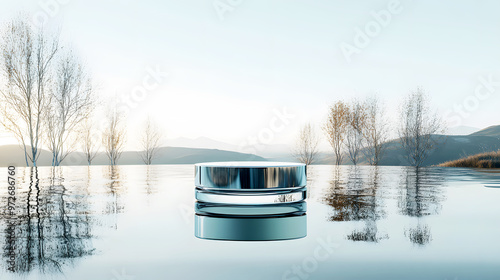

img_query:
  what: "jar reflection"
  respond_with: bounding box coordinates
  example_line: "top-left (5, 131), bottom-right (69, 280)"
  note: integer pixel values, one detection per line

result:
top-left (195, 202), bottom-right (307, 241)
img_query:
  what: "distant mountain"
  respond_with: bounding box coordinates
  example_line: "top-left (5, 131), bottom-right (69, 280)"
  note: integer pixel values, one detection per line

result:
top-left (248, 143), bottom-right (291, 159)
top-left (165, 137), bottom-right (292, 159)
top-left (312, 134), bottom-right (500, 166)
top-left (165, 137), bottom-right (238, 151)
top-left (147, 147), bottom-right (266, 164)
top-left (470, 125), bottom-right (500, 138)
top-left (0, 145), bottom-right (53, 166)
top-left (447, 126), bottom-right (480, 136)
top-left (3, 125), bottom-right (500, 167)
top-left (0, 145), bottom-right (266, 167)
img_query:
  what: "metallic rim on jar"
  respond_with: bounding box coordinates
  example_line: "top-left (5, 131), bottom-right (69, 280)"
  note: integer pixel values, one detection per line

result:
top-left (195, 161), bottom-right (307, 190)
top-left (195, 186), bottom-right (307, 204)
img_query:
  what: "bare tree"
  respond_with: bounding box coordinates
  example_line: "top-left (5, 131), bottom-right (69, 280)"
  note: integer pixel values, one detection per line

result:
top-left (345, 100), bottom-right (367, 165)
top-left (102, 109), bottom-right (125, 165)
top-left (363, 95), bottom-right (389, 165)
top-left (398, 88), bottom-right (446, 167)
top-left (293, 123), bottom-right (319, 165)
top-left (0, 18), bottom-right (58, 166)
top-left (140, 117), bottom-right (163, 165)
top-left (44, 51), bottom-right (93, 166)
top-left (324, 101), bottom-right (349, 165)
top-left (81, 119), bottom-right (99, 165)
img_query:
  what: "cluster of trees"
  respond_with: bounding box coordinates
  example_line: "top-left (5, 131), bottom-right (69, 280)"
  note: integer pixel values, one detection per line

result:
top-left (323, 95), bottom-right (389, 165)
top-left (0, 18), bottom-right (89, 167)
top-left (0, 18), bottom-right (163, 167)
top-left (81, 112), bottom-right (162, 166)
top-left (294, 89), bottom-right (445, 167)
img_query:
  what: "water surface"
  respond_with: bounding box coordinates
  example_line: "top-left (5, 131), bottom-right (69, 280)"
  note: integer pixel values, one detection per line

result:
top-left (0, 165), bottom-right (499, 280)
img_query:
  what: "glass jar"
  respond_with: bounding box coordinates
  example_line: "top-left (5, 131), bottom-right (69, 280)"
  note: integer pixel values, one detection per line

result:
top-left (195, 161), bottom-right (307, 205)
top-left (194, 162), bottom-right (307, 241)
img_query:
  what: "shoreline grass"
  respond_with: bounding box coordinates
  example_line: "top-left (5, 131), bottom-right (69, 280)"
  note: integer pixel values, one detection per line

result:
top-left (438, 151), bottom-right (500, 168)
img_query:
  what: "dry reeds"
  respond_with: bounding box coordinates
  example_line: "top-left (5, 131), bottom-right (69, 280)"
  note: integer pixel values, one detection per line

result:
top-left (439, 151), bottom-right (500, 168)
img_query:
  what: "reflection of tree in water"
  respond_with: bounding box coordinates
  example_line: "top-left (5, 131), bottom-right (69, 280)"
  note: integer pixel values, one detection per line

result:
top-left (324, 166), bottom-right (387, 242)
top-left (1, 167), bottom-right (94, 274)
top-left (399, 167), bottom-right (444, 246)
top-left (104, 166), bottom-right (125, 229)
top-left (145, 165), bottom-right (160, 196)
top-left (405, 223), bottom-right (432, 246)
top-left (399, 167), bottom-right (443, 217)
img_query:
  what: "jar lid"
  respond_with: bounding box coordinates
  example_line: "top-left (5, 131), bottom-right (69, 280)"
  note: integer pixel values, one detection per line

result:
top-left (195, 161), bottom-right (307, 190)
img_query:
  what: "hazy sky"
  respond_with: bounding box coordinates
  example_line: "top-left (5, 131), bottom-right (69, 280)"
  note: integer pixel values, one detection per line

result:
top-left (1, 0), bottom-right (500, 151)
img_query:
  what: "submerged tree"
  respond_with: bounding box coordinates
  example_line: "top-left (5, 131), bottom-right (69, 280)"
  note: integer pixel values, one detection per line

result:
top-left (398, 88), bottom-right (445, 167)
top-left (102, 109), bottom-right (125, 165)
top-left (81, 118), bottom-right (99, 165)
top-left (363, 95), bottom-right (389, 165)
top-left (293, 123), bottom-right (319, 165)
top-left (44, 51), bottom-right (94, 166)
top-left (324, 101), bottom-right (349, 165)
top-left (345, 100), bottom-right (367, 165)
top-left (140, 117), bottom-right (163, 165)
top-left (0, 17), bottom-right (58, 166)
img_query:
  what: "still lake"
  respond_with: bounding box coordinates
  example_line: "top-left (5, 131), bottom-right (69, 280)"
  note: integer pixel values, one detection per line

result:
top-left (0, 165), bottom-right (499, 280)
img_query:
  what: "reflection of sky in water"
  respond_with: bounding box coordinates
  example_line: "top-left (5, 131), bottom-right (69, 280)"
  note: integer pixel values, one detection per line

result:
top-left (0, 165), bottom-right (499, 279)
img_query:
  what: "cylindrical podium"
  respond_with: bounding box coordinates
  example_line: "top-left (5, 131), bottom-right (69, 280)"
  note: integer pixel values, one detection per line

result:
top-left (194, 162), bottom-right (307, 241)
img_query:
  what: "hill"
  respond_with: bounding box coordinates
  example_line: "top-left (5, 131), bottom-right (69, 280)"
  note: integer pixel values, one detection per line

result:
top-left (0, 145), bottom-right (53, 166)
top-left (470, 125), bottom-right (500, 137)
top-left (377, 135), bottom-right (500, 166)
top-left (312, 134), bottom-right (500, 166)
top-left (258, 126), bottom-right (500, 165)
top-left (0, 145), bottom-right (266, 167)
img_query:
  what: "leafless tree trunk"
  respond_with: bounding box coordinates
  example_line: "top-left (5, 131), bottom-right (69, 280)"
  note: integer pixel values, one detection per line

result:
top-left (0, 18), bottom-right (58, 167)
top-left (44, 51), bottom-right (93, 166)
top-left (81, 119), bottom-right (99, 165)
top-left (324, 101), bottom-right (349, 165)
top-left (102, 109), bottom-right (125, 166)
top-left (293, 123), bottom-right (319, 165)
top-left (140, 117), bottom-right (163, 165)
top-left (345, 100), bottom-right (367, 165)
top-left (363, 95), bottom-right (389, 165)
top-left (398, 88), bottom-right (445, 167)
